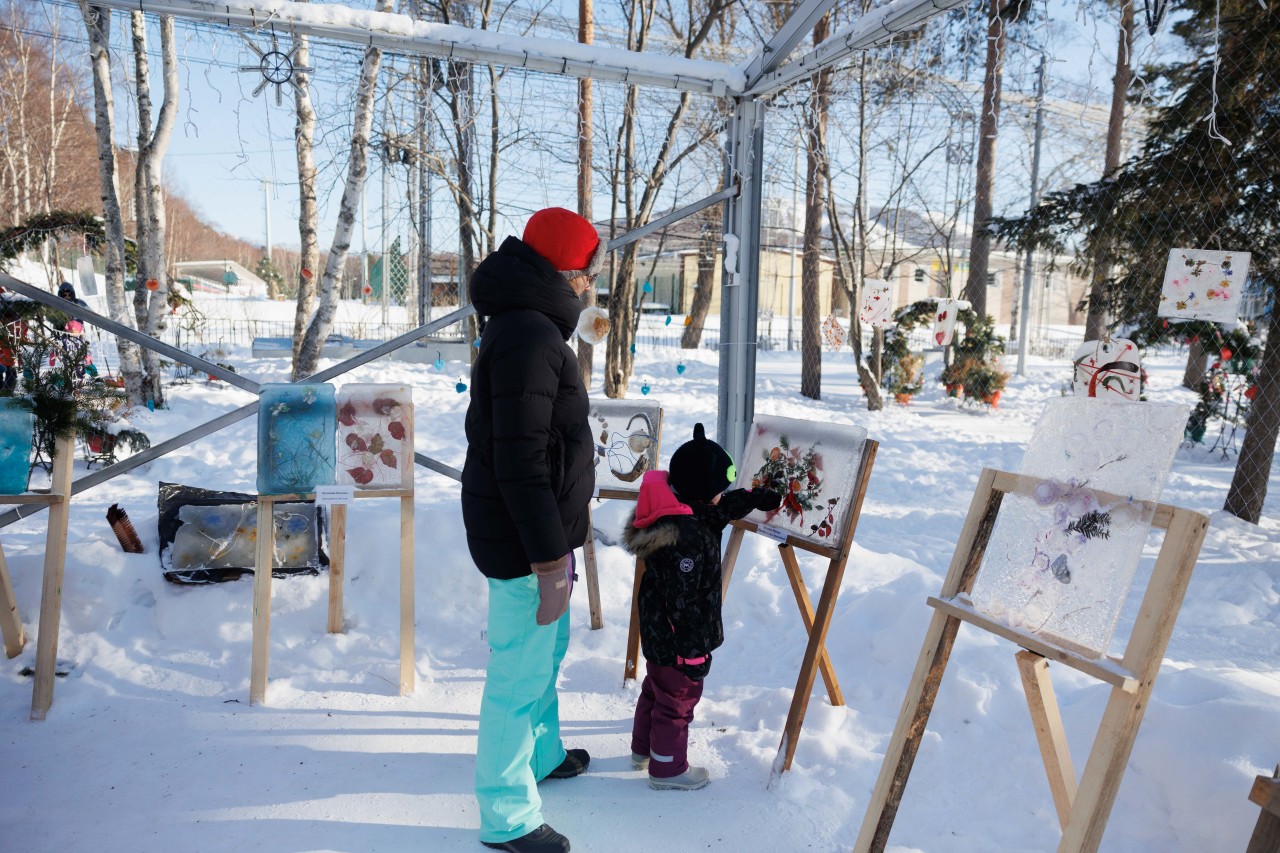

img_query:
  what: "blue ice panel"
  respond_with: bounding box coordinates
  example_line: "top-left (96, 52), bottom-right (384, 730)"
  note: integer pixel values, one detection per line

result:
top-left (257, 383), bottom-right (337, 495)
top-left (0, 398), bottom-right (34, 495)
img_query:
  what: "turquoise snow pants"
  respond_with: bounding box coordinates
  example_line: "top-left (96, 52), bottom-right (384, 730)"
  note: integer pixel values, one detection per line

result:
top-left (475, 574), bottom-right (570, 844)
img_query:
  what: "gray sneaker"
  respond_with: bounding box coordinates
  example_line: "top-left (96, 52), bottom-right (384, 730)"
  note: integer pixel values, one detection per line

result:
top-left (630, 753), bottom-right (649, 771)
top-left (648, 766), bottom-right (710, 790)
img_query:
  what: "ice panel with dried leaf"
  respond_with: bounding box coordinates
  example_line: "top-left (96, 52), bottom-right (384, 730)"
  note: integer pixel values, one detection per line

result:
top-left (969, 399), bottom-right (1187, 657)
top-left (336, 384), bottom-right (414, 489)
top-left (731, 414), bottom-right (868, 546)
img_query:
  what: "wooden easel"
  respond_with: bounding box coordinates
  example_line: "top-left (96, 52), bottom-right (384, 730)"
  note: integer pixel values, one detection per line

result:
top-left (622, 439), bottom-right (878, 779)
top-left (250, 487), bottom-right (415, 705)
top-left (855, 468), bottom-right (1209, 853)
top-left (1247, 763), bottom-right (1280, 853)
top-left (0, 433), bottom-right (75, 719)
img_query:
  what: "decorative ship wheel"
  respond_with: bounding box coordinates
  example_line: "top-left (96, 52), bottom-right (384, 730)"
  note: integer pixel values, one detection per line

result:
top-left (237, 30), bottom-right (313, 106)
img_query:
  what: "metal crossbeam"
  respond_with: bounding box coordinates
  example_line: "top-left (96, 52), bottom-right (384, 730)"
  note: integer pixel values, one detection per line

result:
top-left (742, 0), bottom-right (843, 88)
top-left (746, 0), bottom-right (969, 97)
top-left (89, 0), bottom-right (742, 96)
top-left (605, 185), bottom-right (738, 254)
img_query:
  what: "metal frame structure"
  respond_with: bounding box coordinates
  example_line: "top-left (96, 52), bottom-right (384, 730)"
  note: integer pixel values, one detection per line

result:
top-left (16, 0), bottom-right (962, 477)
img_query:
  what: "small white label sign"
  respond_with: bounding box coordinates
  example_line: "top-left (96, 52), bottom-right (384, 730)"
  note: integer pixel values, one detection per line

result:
top-left (314, 485), bottom-right (355, 507)
top-left (756, 523), bottom-right (788, 544)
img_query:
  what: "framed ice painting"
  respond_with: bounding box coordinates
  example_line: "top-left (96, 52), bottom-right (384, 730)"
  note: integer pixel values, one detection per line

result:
top-left (732, 414), bottom-right (868, 547)
top-left (1158, 247), bottom-right (1250, 323)
top-left (968, 398), bottom-right (1187, 658)
top-left (257, 383), bottom-right (337, 495)
top-left (336, 384), bottom-right (414, 489)
top-left (588, 398), bottom-right (662, 495)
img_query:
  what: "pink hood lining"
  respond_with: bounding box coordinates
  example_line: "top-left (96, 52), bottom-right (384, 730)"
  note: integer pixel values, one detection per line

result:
top-left (631, 470), bottom-right (694, 528)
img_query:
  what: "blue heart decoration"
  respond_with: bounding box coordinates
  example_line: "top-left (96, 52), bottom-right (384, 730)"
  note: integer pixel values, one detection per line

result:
top-left (433, 352), bottom-right (445, 371)
top-left (640, 383), bottom-right (650, 395)
top-left (676, 363), bottom-right (686, 375)
top-left (642, 281), bottom-right (653, 294)
top-left (630, 343), bottom-right (636, 354)
top-left (455, 380), bottom-right (468, 393)
top-left (664, 315), bottom-right (672, 326)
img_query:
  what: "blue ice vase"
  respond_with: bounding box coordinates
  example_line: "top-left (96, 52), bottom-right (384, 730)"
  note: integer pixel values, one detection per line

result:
top-left (0, 398), bottom-right (34, 495)
top-left (257, 383), bottom-right (337, 495)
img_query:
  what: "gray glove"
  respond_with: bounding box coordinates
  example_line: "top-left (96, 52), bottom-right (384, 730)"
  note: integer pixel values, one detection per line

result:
top-left (531, 554), bottom-right (572, 626)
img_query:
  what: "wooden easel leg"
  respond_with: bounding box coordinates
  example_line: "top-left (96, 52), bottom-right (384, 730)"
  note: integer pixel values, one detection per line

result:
top-left (0, 539), bottom-right (25, 658)
top-left (326, 504), bottom-right (347, 633)
top-left (249, 500), bottom-right (274, 706)
top-left (855, 468), bottom-right (1004, 852)
top-left (583, 504), bottom-right (603, 630)
top-left (1015, 650), bottom-right (1077, 829)
top-left (771, 548), bottom-right (853, 779)
top-left (720, 526), bottom-right (745, 600)
top-left (623, 557), bottom-right (646, 684)
top-left (779, 544), bottom-right (842, 706)
top-left (30, 433), bottom-right (74, 721)
top-left (399, 494), bottom-right (414, 695)
top-left (1059, 508), bottom-right (1208, 853)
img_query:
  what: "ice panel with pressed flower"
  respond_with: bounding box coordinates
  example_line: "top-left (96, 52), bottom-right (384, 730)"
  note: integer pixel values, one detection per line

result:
top-left (257, 383), bottom-right (337, 495)
top-left (336, 384), bottom-right (414, 489)
top-left (0, 397), bottom-right (33, 495)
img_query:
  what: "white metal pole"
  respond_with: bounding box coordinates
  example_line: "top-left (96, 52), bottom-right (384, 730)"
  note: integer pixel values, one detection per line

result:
top-left (382, 151), bottom-right (390, 325)
top-left (1016, 53), bottom-right (1046, 376)
top-left (787, 142), bottom-right (799, 351)
top-left (262, 179), bottom-right (272, 262)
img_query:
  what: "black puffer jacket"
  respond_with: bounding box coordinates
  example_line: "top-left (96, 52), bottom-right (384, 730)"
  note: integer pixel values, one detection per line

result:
top-left (461, 236), bottom-right (595, 580)
top-left (622, 472), bottom-right (767, 673)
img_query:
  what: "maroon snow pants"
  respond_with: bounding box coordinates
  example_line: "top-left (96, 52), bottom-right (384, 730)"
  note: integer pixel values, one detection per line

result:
top-left (630, 660), bottom-right (704, 779)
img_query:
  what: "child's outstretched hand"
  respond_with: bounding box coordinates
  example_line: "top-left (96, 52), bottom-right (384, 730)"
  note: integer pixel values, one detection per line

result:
top-left (751, 488), bottom-right (782, 511)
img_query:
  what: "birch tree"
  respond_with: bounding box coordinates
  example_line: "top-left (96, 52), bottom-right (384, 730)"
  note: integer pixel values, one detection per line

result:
top-left (290, 23), bottom-right (319, 367)
top-left (77, 4), bottom-right (144, 404)
top-left (130, 10), bottom-right (178, 407)
top-left (293, 1), bottom-right (389, 378)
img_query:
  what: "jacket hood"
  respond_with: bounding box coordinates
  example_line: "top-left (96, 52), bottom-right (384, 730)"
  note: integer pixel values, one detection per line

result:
top-left (622, 471), bottom-right (693, 558)
top-left (469, 236), bottom-right (583, 340)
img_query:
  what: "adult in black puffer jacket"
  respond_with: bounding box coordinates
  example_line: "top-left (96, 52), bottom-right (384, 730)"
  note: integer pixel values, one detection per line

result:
top-left (464, 207), bottom-right (602, 853)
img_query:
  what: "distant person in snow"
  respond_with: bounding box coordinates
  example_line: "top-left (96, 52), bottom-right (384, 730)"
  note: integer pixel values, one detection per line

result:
top-left (621, 424), bottom-right (780, 791)
top-left (461, 207), bottom-right (604, 853)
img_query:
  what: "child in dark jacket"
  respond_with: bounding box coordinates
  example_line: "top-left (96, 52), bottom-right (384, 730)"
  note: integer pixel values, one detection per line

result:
top-left (622, 423), bottom-right (780, 790)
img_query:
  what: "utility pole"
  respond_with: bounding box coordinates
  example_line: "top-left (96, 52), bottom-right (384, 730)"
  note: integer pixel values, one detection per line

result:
top-left (1016, 52), bottom-right (1046, 377)
top-left (262, 179), bottom-right (272, 261)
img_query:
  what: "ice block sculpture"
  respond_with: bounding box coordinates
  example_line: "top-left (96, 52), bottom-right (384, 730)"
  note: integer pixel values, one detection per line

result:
top-left (257, 383), bottom-right (336, 495)
top-left (0, 397), bottom-right (34, 495)
top-left (336, 384), bottom-right (414, 489)
top-left (732, 413), bottom-right (868, 546)
top-left (589, 398), bottom-right (662, 494)
top-left (169, 502), bottom-right (320, 571)
top-left (969, 398), bottom-right (1187, 658)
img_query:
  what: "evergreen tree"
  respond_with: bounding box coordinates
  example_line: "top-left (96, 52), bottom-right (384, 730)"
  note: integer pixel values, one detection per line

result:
top-left (993, 0), bottom-right (1279, 523)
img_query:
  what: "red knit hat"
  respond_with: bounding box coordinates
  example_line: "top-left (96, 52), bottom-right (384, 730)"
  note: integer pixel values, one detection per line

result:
top-left (523, 207), bottom-right (605, 279)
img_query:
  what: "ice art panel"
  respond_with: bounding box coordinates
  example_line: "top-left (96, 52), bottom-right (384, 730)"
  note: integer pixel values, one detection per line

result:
top-left (732, 414), bottom-right (868, 546)
top-left (932, 298), bottom-right (962, 346)
top-left (169, 502), bottom-right (320, 571)
top-left (0, 397), bottom-right (34, 494)
top-left (1158, 248), bottom-right (1250, 323)
top-left (859, 279), bottom-right (894, 329)
top-left (257, 383), bottom-right (337, 495)
top-left (336, 384), bottom-right (414, 489)
top-left (1072, 338), bottom-right (1142, 400)
top-left (822, 313), bottom-right (847, 351)
top-left (589, 398), bottom-right (662, 494)
top-left (969, 398), bottom-right (1187, 657)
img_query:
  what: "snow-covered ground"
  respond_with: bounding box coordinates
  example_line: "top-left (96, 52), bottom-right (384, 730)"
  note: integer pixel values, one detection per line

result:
top-left (0, 288), bottom-right (1277, 852)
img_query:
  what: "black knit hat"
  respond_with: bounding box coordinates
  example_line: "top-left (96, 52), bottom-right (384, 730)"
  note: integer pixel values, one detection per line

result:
top-left (668, 423), bottom-right (736, 503)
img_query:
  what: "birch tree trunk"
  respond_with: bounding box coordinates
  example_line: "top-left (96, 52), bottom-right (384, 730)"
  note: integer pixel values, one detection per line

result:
top-left (290, 25), bottom-right (319, 368)
top-left (960, 0), bottom-right (1010, 319)
top-left (294, 18), bottom-right (385, 378)
top-left (130, 11), bottom-right (178, 408)
top-left (682, 206), bottom-right (720, 350)
top-left (79, 2), bottom-right (144, 404)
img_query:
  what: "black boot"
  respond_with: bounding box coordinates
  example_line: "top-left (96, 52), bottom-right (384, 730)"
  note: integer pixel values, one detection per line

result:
top-left (544, 748), bottom-right (590, 780)
top-left (481, 824), bottom-right (570, 852)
